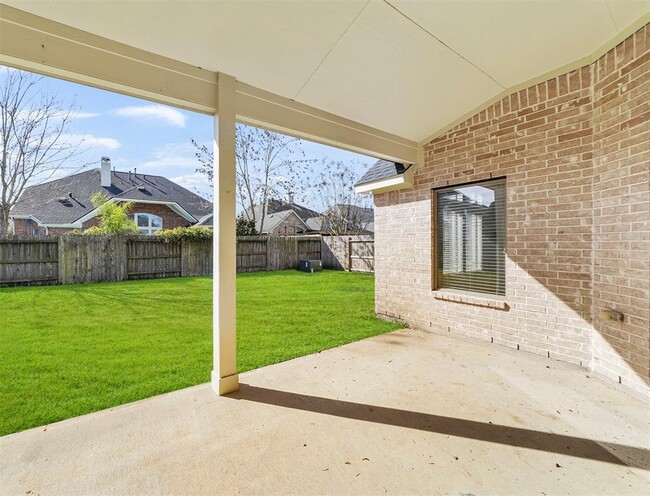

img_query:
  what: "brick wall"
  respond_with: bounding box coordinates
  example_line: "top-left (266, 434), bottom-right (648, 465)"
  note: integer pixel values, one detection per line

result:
top-left (592, 28), bottom-right (649, 394)
top-left (83, 202), bottom-right (191, 231)
top-left (374, 25), bottom-right (649, 397)
top-left (12, 203), bottom-right (192, 235)
top-left (12, 219), bottom-right (29, 236)
top-left (12, 219), bottom-right (46, 236)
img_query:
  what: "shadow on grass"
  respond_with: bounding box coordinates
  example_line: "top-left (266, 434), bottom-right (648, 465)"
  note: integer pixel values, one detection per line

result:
top-left (232, 384), bottom-right (649, 470)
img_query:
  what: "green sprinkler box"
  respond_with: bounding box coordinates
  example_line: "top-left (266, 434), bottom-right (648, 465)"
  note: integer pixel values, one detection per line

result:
top-left (298, 259), bottom-right (322, 273)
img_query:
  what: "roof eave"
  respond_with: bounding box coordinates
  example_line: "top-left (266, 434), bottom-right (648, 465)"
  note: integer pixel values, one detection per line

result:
top-left (354, 169), bottom-right (413, 195)
top-left (75, 198), bottom-right (199, 225)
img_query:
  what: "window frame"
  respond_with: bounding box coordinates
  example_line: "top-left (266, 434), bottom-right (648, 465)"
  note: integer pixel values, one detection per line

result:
top-left (132, 212), bottom-right (164, 236)
top-left (431, 176), bottom-right (507, 296)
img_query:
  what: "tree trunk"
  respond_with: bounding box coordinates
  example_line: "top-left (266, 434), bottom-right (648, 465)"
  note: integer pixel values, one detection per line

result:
top-left (0, 209), bottom-right (10, 236)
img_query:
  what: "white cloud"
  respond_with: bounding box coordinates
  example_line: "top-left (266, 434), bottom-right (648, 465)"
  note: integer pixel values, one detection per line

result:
top-left (67, 111), bottom-right (101, 119)
top-left (60, 133), bottom-right (121, 150)
top-left (138, 143), bottom-right (199, 172)
top-left (35, 110), bottom-right (101, 120)
top-left (111, 104), bottom-right (186, 128)
top-left (171, 172), bottom-right (212, 200)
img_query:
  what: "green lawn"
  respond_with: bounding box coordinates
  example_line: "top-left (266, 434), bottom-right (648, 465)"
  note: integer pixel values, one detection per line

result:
top-left (0, 270), bottom-right (399, 436)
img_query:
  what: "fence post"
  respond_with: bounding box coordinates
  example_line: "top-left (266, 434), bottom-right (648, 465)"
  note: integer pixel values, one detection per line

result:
top-left (347, 238), bottom-right (352, 271)
top-left (265, 237), bottom-right (270, 271)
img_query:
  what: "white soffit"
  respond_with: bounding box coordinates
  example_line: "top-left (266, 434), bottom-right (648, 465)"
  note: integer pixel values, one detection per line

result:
top-left (388, 0), bottom-right (649, 88)
top-left (3, 0), bottom-right (648, 143)
top-left (1, 0), bottom-right (368, 98)
top-left (296, 0), bottom-right (503, 142)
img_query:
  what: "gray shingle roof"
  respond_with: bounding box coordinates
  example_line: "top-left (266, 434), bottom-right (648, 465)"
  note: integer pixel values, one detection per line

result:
top-left (244, 198), bottom-right (320, 232)
top-left (263, 198), bottom-right (319, 222)
top-left (195, 214), bottom-right (213, 227)
top-left (355, 159), bottom-right (407, 186)
top-left (10, 169), bottom-right (212, 225)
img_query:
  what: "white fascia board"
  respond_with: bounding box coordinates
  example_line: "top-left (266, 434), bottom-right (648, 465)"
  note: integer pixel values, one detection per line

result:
top-left (0, 4), bottom-right (218, 114)
top-left (42, 223), bottom-right (82, 229)
top-left (75, 198), bottom-right (198, 225)
top-left (286, 210), bottom-right (311, 230)
top-left (0, 5), bottom-right (417, 164)
top-left (12, 214), bottom-right (81, 229)
top-left (120, 198), bottom-right (198, 223)
top-left (355, 174), bottom-right (413, 195)
top-left (235, 82), bottom-right (418, 164)
top-left (9, 214), bottom-right (45, 224)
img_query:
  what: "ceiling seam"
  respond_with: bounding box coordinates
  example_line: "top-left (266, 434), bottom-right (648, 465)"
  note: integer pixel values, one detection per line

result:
top-left (382, 0), bottom-right (506, 90)
top-left (602, 0), bottom-right (619, 31)
top-left (293, 0), bottom-right (370, 100)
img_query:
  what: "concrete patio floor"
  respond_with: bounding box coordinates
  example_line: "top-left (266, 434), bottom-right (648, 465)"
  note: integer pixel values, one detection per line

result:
top-left (1, 329), bottom-right (648, 495)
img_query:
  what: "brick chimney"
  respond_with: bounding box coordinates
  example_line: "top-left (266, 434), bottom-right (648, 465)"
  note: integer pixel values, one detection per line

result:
top-left (100, 156), bottom-right (112, 187)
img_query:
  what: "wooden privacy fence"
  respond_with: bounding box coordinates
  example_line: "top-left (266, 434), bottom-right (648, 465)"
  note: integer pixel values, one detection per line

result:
top-left (0, 234), bottom-right (374, 286)
top-left (0, 236), bottom-right (59, 286)
top-left (321, 235), bottom-right (375, 272)
top-left (0, 235), bottom-right (213, 287)
top-left (348, 238), bottom-right (375, 273)
top-left (236, 236), bottom-right (322, 272)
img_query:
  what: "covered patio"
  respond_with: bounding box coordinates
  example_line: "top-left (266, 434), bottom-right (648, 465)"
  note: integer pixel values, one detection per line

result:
top-left (1, 1), bottom-right (648, 493)
top-left (1, 329), bottom-right (648, 494)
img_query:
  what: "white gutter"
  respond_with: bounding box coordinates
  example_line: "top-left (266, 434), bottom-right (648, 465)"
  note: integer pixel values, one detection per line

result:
top-left (12, 199), bottom-right (199, 231)
top-left (75, 198), bottom-right (198, 225)
top-left (354, 168), bottom-right (414, 195)
top-left (9, 214), bottom-right (46, 224)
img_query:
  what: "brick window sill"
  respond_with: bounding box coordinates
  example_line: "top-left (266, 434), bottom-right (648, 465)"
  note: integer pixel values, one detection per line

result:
top-left (433, 290), bottom-right (509, 311)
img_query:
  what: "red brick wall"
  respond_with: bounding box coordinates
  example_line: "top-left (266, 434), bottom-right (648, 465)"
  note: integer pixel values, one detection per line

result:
top-left (374, 25), bottom-right (649, 397)
top-left (12, 203), bottom-right (193, 235)
top-left (591, 27), bottom-right (649, 393)
top-left (82, 202), bottom-right (191, 231)
top-left (12, 219), bottom-right (45, 236)
top-left (12, 219), bottom-right (29, 236)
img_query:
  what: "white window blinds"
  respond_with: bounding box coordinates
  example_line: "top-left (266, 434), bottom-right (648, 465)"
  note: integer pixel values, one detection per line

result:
top-left (436, 178), bottom-right (506, 296)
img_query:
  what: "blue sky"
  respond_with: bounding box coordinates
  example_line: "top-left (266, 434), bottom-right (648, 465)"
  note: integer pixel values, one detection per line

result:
top-left (2, 66), bottom-right (375, 210)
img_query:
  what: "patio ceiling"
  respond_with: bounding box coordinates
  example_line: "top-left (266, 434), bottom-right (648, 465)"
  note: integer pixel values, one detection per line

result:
top-left (2, 0), bottom-right (648, 144)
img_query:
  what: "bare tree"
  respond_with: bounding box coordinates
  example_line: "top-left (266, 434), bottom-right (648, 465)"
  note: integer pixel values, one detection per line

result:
top-left (312, 159), bottom-right (373, 236)
top-left (192, 124), bottom-right (313, 232)
top-left (0, 69), bottom-right (82, 234)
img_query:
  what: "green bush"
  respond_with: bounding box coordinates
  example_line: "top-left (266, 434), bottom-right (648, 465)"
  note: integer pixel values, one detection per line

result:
top-left (83, 193), bottom-right (138, 235)
top-left (236, 216), bottom-right (258, 236)
top-left (154, 226), bottom-right (213, 242)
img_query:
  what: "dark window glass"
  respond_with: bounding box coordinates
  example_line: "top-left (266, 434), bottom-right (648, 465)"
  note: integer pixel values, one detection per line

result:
top-left (435, 178), bottom-right (506, 296)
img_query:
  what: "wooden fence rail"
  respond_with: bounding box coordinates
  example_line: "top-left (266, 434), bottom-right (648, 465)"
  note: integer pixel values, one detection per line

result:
top-left (0, 236), bottom-right (59, 286)
top-left (0, 234), bottom-right (373, 287)
top-left (321, 235), bottom-right (374, 272)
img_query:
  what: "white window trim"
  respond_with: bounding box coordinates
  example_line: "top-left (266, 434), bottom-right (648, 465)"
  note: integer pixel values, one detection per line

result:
top-left (133, 213), bottom-right (163, 235)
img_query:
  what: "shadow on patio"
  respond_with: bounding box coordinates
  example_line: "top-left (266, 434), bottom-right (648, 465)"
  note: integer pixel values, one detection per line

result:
top-left (233, 385), bottom-right (649, 470)
top-left (1, 329), bottom-right (648, 495)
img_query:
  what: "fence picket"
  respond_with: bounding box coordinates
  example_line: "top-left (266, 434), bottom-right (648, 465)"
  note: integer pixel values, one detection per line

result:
top-left (0, 234), bottom-right (373, 286)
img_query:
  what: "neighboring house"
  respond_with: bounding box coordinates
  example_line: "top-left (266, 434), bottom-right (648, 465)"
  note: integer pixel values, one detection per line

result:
top-left (244, 196), bottom-right (374, 236)
top-left (306, 204), bottom-right (374, 235)
top-left (194, 214), bottom-right (213, 228)
top-left (244, 197), bottom-right (319, 236)
top-left (10, 157), bottom-right (212, 235)
top-left (326, 204), bottom-right (373, 234)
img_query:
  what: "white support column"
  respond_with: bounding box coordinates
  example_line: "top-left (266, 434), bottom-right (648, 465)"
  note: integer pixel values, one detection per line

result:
top-left (211, 73), bottom-right (239, 395)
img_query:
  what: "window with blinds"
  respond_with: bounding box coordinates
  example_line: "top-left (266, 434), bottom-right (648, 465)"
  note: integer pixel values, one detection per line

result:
top-left (434, 178), bottom-right (506, 296)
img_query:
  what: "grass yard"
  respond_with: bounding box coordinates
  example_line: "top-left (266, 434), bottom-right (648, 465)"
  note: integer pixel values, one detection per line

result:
top-left (0, 270), bottom-right (400, 436)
